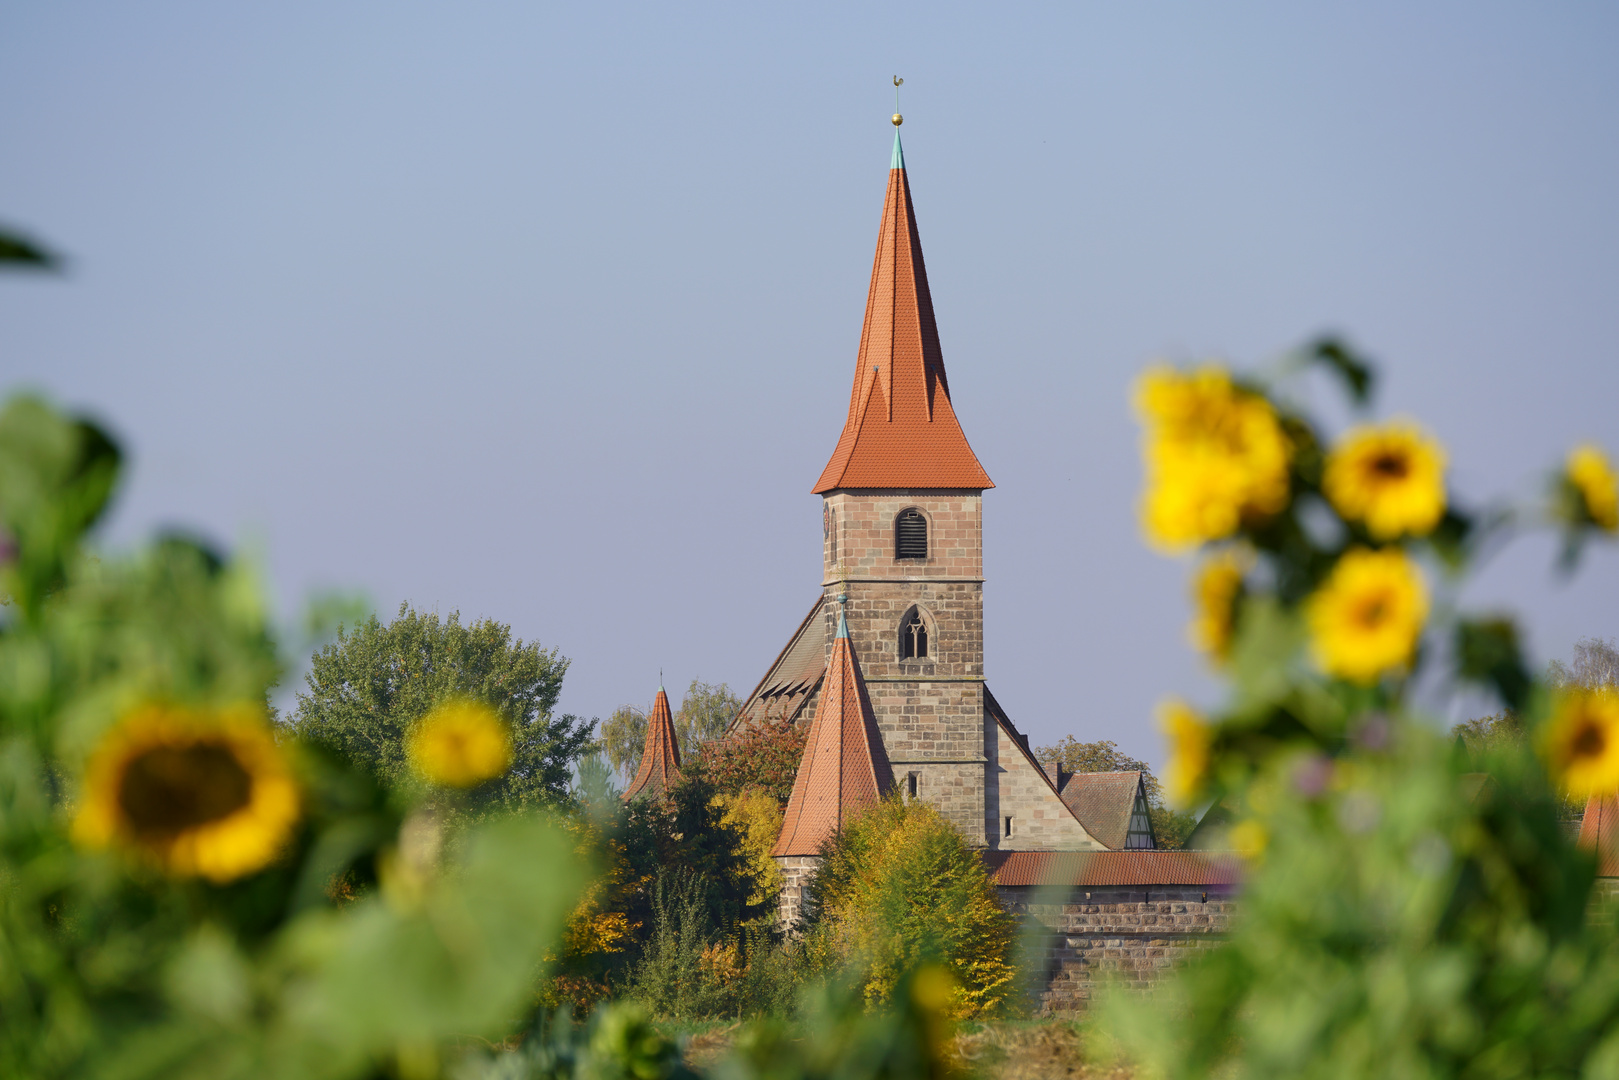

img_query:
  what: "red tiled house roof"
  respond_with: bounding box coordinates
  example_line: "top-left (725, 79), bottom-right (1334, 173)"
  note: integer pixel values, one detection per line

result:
top-left (812, 132), bottom-right (993, 494)
top-left (1579, 796), bottom-right (1619, 877)
top-left (771, 608), bottom-right (894, 856)
top-left (984, 850), bottom-right (1240, 888)
top-left (621, 686), bottom-right (681, 802)
top-left (1059, 771), bottom-right (1155, 851)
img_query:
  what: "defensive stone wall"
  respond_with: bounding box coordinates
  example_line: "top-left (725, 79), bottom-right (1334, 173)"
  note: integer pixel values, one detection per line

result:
top-left (999, 884), bottom-right (1238, 1014)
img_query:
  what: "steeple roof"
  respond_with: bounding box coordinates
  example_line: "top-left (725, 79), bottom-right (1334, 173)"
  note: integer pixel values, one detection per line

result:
top-left (771, 609), bottom-right (894, 856)
top-left (813, 131), bottom-right (993, 494)
top-left (622, 686), bottom-right (682, 802)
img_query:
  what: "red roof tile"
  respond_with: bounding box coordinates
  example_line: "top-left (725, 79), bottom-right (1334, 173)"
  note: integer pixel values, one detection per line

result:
top-left (1579, 796), bottom-right (1619, 877)
top-left (812, 135), bottom-right (993, 494)
top-left (621, 686), bottom-right (682, 802)
top-left (984, 850), bottom-right (1240, 888)
top-left (771, 610), bottom-right (894, 856)
top-left (1060, 772), bottom-right (1150, 851)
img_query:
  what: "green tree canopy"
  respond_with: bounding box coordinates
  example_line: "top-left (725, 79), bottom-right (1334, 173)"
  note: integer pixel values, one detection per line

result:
top-left (289, 602), bottom-right (592, 809)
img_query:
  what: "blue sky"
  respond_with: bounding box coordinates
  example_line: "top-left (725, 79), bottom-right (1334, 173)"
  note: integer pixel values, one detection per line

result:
top-left (4, 3), bottom-right (1617, 770)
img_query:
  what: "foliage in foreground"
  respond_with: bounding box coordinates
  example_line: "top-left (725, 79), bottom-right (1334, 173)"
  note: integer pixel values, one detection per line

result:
top-left (805, 797), bottom-right (1016, 1019)
top-left (0, 396), bottom-right (589, 1078)
top-left (1103, 338), bottom-right (1619, 1078)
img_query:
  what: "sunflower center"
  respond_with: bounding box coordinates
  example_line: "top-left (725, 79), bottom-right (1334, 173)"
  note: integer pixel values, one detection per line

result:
top-left (1370, 452), bottom-right (1409, 480)
top-left (1354, 595), bottom-right (1390, 628)
top-left (1572, 719), bottom-right (1607, 761)
top-left (118, 742), bottom-right (253, 835)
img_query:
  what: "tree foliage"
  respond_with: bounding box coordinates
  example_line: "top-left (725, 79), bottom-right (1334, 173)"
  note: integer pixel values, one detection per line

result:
top-left (289, 603), bottom-right (593, 810)
top-left (689, 718), bottom-right (809, 805)
top-left (599, 703), bottom-right (647, 780)
top-left (804, 796), bottom-right (1016, 1019)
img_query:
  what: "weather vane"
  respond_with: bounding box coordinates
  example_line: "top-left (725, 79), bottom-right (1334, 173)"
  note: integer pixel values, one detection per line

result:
top-left (892, 76), bottom-right (903, 127)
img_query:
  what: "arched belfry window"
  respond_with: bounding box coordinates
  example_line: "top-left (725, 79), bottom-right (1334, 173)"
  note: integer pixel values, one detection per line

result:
top-left (899, 607), bottom-right (929, 660)
top-left (895, 508), bottom-right (928, 560)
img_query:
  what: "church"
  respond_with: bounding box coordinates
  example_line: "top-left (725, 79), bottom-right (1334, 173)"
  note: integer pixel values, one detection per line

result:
top-left (726, 120), bottom-right (1167, 913)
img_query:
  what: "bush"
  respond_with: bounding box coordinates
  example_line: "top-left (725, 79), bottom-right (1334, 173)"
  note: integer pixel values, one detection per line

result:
top-left (804, 797), bottom-right (1016, 1018)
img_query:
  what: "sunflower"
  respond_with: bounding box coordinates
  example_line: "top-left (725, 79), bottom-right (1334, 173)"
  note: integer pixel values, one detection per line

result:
top-left (1189, 548), bottom-right (1250, 662)
top-left (1306, 547), bottom-right (1429, 684)
top-left (1134, 365), bottom-right (1291, 550)
top-left (1323, 420), bottom-right (1447, 540)
top-left (73, 704), bottom-right (300, 882)
top-left (1160, 698), bottom-right (1213, 806)
top-left (1540, 689), bottom-right (1619, 798)
top-left (1227, 819), bottom-right (1269, 862)
top-left (409, 700), bottom-right (512, 787)
top-left (1566, 444), bottom-right (1618, 532)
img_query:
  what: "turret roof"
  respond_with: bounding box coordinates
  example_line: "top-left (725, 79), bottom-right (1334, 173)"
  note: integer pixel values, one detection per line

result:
top-left (622, 686), bottom-right (682, 802)
top-left (771, 609), bottom-right (894, 855)
top-left (812, 131), bottom-right (993, 494)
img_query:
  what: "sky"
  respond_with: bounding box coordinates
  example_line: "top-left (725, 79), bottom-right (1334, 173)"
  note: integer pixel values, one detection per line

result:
top-left (4, 3), bottom-right (1617, 773)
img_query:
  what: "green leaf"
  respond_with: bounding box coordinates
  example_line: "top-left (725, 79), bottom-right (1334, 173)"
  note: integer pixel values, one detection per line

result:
top-left (0, 228), bottom-right (59, 269)
top-left (1306, 336), bottom-right (1376, 408)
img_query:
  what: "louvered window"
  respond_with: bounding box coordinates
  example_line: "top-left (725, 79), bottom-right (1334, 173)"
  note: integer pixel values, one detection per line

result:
top-left (895, 509), bottom-right (928, 559)
top-left (899, 608), bottom-right (928, 660)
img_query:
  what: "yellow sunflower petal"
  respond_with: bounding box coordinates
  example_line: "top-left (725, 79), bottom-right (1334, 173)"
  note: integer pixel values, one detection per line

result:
top-left (73, 703), bottom-right (300, 883)
top-left (1306, 547), bottom-right (1429, 684)
top-left (409, 700), bottom-right (513, 787)
top-left (1323, 420), bottom-right (1447, 540)
top-left (1567, 444), bottom-right (1619, 533)
top-left (1541, 689), bottom-right (1619, 798)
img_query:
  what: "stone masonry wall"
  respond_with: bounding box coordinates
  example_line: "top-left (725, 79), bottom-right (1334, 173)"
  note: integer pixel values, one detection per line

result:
top-left (1000, 884), bottom-right (1238, 1014)
top-left (775, 855), bottom-right (821, 931)
top-left (822, 491), bottom-right (988, 843)
top-left (984, 716), bottom-right (1103, 851)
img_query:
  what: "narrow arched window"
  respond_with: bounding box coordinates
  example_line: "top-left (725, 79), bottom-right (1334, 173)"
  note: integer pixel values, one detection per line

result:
top-left (899, 608), bottom-right (929, 660)
top-left (895, 509), bottom-right (928, 560)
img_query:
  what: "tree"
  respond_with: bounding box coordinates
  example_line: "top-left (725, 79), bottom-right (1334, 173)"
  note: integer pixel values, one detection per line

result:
top-left (1547, 635), bottom-right (1619, 692)
top-left (600, 704), bottom-right (648, 780)
top-left (687, 719), bottom-right (808, 805)
top-left (675, 679), bottom-right (741, 750)
top-left (1033, 735), bottom-right (1198, 850)
top-left (289, 602), bottom-right (593, 809)
top-left (805, 796), bottom-right (1016, 1018)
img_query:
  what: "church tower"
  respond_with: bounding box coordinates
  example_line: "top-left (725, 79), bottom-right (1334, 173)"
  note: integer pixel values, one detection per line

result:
top-left (740, 123), bottom-right (1103, 875)
top-left (811, 126), bottom-right (994, 841)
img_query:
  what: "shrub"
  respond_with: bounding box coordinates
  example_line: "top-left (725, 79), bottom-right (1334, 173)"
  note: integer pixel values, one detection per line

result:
top-left (804, 796), bottom-right (1016, 1018)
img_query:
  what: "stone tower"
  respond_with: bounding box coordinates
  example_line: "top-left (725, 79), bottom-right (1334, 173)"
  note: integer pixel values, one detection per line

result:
top-left (740, 127), bottom-right (1104, 878)
top-left (809, 128), bottom-right (994, 841)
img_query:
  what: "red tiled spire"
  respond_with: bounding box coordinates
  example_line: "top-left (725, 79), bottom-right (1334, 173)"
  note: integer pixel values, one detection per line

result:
top-left (622, 686), bottom-right (682, 802)
top-left (772, 608), bottom-right (894, 856)
top-left (813, 131), bottom-right (993, 494)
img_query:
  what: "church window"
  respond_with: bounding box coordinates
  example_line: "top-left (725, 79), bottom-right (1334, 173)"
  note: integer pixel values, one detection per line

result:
top-left (1004, 816), bottom-right (1014, 838)
top-left (907, 773), bottom-right (918, 798)
top-left (1125, 783), bottom-right (1156, 849)
top-left (899, 607), bottom-right (929, 660)
top-left (895, 508), bottom-right (928, 559)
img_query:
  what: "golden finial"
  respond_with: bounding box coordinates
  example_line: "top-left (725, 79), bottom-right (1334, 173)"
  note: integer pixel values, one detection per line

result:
top-left (892, 76), bottom-right (903, 126)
